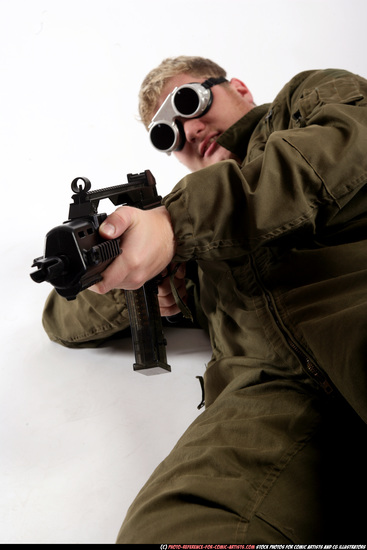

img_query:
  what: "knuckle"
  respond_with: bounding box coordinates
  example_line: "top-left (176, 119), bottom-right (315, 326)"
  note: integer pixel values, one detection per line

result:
top-left (127, 272), bottom-right (146, 290)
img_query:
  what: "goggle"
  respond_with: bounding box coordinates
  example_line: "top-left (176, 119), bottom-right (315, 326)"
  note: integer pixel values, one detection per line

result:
top-left (148, 76), bottom-right (227, 153)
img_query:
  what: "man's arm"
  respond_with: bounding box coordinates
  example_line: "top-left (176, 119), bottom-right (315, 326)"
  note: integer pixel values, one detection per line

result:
top-left (87, 72), bottom-right (367, 294)
top-left (42, 287), bottom-right (130, 348)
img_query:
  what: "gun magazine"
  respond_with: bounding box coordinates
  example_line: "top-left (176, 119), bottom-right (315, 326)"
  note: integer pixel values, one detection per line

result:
top-left (125, 282), bottom-right (171, 375)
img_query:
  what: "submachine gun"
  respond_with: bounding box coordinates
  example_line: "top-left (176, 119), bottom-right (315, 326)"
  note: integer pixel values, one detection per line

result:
top-left (30, 170), bottom-right (171, 375)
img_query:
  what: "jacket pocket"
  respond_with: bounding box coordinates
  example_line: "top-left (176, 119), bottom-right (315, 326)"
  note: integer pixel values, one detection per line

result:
top-left (293, 75), bottom-right (365, 123)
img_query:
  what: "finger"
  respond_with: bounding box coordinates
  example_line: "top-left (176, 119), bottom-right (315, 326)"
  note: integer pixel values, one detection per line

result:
top-left (158, 292), bottom-right (177, 308)
top-left (99, 206), bottom-right (134, 239)
top-left (160, 303), bottom-right (182, 317)
top-left (158, 275), bottom-right (186, 299)
top-left (174, 263), bottom-right (186, 279)
top-left (158, 263), bottom-right (186, 295)
top-left (157, 277), bottom-right (173, 297)
top-left (158, 279), bottom-right (187, 308)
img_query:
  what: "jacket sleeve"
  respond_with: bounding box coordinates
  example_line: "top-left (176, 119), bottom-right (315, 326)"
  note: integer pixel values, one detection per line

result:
top-left (42, 288), bottom-right (131, 348)
top-left (42, 266), bottom-right (206, 348)
top-left (163, 71), bottom-right (367, 261)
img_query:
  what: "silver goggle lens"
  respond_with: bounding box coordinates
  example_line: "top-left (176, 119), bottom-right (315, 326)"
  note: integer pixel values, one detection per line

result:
top-left (150, 121), bottom-right (183, 153)
top-left (173, 85), bottom-right (207, 116)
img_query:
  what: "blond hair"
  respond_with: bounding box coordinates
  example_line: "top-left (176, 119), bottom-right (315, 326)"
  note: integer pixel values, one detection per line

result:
top-left (138, 56), bottom-right (227, 129)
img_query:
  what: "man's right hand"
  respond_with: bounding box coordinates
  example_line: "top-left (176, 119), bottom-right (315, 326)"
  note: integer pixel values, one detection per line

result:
top-left (90, 205), bottom-right (176, 294)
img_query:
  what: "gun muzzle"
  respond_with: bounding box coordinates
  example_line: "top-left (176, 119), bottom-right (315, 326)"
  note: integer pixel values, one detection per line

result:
top-left (30, 256), bottom-right (66, 284)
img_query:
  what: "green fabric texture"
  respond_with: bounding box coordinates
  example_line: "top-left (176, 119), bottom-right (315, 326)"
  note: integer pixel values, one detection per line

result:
top-left (42, 69), bottom-right (367, 542)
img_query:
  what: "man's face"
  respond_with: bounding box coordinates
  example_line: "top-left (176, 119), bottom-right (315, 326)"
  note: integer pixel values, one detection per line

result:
top-left (154, 74), bottom-right (254, 172)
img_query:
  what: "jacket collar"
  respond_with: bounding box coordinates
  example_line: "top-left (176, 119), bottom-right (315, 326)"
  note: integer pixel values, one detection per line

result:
top-left (217, 104), bottom-right (270, 160)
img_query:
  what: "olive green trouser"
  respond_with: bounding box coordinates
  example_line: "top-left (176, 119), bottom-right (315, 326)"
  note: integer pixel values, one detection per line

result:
top-left (116, 366), bottom-right (367, 543)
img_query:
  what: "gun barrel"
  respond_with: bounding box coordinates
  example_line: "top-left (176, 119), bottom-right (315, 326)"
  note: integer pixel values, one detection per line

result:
top-left (31, 256), bottom-right (66, 284)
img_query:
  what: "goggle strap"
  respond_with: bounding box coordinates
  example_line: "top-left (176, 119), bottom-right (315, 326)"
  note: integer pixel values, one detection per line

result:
top-left (202, 76), bottom-right (228, 89)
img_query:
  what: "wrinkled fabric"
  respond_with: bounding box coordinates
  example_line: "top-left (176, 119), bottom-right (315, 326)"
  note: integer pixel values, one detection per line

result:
top-left (163, 69), bottom-right (367, 418)
top-left (117, 69), bottom-right (367, 543)
top-left (41, 69), bottom-right (367, 542)
top-left (43, 287), bottom-right (130, 347)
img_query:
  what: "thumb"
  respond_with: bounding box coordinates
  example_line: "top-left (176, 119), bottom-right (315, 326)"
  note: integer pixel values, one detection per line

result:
top-left (99, 206), bottom-right (135, 239)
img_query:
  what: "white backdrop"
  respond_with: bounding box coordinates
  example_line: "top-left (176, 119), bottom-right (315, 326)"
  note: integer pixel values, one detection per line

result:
top-left (1, 0), bottom-right (366, 543)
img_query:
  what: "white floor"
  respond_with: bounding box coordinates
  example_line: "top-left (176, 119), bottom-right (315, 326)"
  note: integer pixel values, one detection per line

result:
top-left (1, 236), bottom-right (212, 544)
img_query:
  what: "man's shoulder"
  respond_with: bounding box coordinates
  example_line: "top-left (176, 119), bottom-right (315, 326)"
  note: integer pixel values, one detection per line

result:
top-left (280, 68), bottom-right (361, 99)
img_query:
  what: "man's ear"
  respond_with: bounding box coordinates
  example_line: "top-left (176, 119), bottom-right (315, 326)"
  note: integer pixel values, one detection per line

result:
top-left (229, 78), bottom-right (254, 104)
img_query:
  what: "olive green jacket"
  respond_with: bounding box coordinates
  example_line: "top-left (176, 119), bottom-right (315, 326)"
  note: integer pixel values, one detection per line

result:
top-left (43, 69), bottom-right (367, 420)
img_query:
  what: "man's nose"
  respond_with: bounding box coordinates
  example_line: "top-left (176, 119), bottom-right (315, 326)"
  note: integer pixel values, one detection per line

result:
top-left (182, 117), bottom-right (206, 143)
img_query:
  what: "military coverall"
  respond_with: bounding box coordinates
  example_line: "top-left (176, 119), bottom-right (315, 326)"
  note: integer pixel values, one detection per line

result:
top-left (43, 69), bottom-right (367, 542)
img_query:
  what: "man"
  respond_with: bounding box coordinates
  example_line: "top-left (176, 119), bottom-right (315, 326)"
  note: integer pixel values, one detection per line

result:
top-left (43, 57), bottom-right (367, 542)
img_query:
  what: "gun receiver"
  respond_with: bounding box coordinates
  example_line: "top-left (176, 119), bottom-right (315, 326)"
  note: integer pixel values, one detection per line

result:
top-left (30, 170), bottom-right (171, 375)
